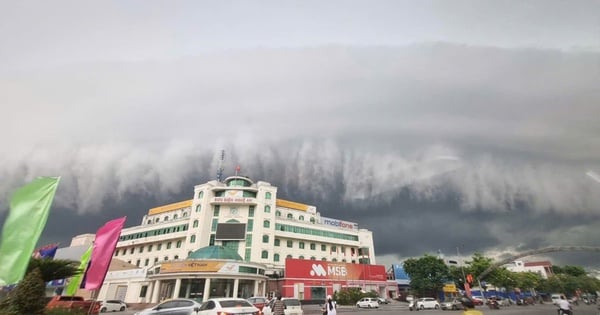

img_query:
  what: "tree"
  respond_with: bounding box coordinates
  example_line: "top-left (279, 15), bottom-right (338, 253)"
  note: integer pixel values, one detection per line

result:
top-left (11, 268), bottom-right (46, 315)
top-left (27, 258), bottom-right (81, 282)
top-left (403, 255), bottom-right (451, 296)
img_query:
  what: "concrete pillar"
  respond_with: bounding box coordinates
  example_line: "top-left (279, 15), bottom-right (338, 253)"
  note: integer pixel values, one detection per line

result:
top-left (173, 278), bottom-right (182, 299)
top-left (203, 278), bottom-right (211, 300)
top-left (233, 279), bottom-right (239, 298)
top-left (254, 281), bottom-right (259, 297)
top-left (151, 280), bottom-right (161, 303)
top-left (185, 281), bottom-right (191, 298)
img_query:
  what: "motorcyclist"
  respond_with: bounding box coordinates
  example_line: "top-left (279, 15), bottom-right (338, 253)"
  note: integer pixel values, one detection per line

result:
top-left (461, 297), bottom-right (483, 315)
top-left (557, 296), bottom-right (573, 315)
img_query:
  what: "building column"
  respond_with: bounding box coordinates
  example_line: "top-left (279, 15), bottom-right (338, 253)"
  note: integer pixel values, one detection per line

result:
top-left (254, 281), bottom-right (260, 297)
top-left (151, 280), bottom-right (161, 303)
top-left (203, 278), bottom-right (211, 300)
top-left (173, 278), bottom-right (182, 299)
top-left (185, 281), bottom-right (191, 298)
top-left (233, 279), bottom-right (239, 298)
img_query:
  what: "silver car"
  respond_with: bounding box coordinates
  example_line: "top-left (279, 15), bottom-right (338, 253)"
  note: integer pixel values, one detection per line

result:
top-left (134, 298), bottom-right (202, 315)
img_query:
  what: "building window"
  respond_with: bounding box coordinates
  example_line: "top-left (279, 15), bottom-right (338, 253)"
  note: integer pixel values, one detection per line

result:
top-left (331, 246), bottom-right (337, 253)
top-left (274, 239), bottom-right (280, 246)
top-left (196, 204), bottom-right (201, 212)
top-left (209, 234), bottom-right (215, 246)
top-left (154, 218), bottom-right (159, 223)
top-left (130, 248), bottom-right (134, 254)
top-left (299, 242), bottom-right (305, 249)
top-left (321, 245), bottom-right (326, 251)
top-left (183, 212), bottom-right (188, 217)
top-left (144, 258), bottom-right (149, 266)
top-left (213, 205), bottom-right (220, 216)
top-left (245, 248), bottom-right (252, 261)
top-left (286, 255), bottom-right (292, 259)
top-left (274, 253), bottom-right (280, 262)
top-left (174, 255), bottom-right (179, 259)
top-left (136, 260), bottom-right (140, 267)
top-left (211, 218), bottom-right (218, 232)
top-left (164, 216), bottom-right (169, 221)
top-left (299, 255), bottom-right (305, 259)
top-left (176, 240), bottom-right (182, 248)
top-left (311, 256), bottom-right (316, 260)
top-left (287, 213), bottom-right (293, 220)
top-left (263, 220), bottom-right (270, 228)
top-left (174, 214), bottom-right (178, 219)
top-left (275, 210), bottom-right (281, 217)
top-left (193, 220), bottom-right (199, 228)
top-left (321, 257), bottom-right (327, 261)
top-left (262, 235), bottom-right (269, 243)
top-left (190, 235), bottom-right (196, 243)
top-left (164, 256), bottom-right (168, 261)
top-left (332, 258), bottom-right (337, 262)
top-left (147, 220), bottom-right (151, 224)
top-left (249, 206), bottom-right (255, 217)
top-left (122, 249), bottom-right (126, 255)
top-left (265, 192), bottom-right (272, 199)
top-left (140, 286), bottom-right (148, 298)
top-left (340, 246), bottom-right (345, 255)
top-left (264, 205), bottom-right (271, 213)
top-left (310, 243), bottom-right (316, 250)
top-left (299, 215), bottom-right (304, 221)
top-left (154, 257), bottom-right (158, 263)
top-left (261, 251), bottom-right (268, 259)
top-left (138, 246), bottom-right (143, 253)
top-left (198, 191), bottom-right (203, 199)
top-left (245, 234), bottom-right (252, 246)
top-left (114, 251), bottom-right (118, 257)
top-left (148, 245), bottom-right (153, 252)
top-left (310, 217), bottom-right (315, 224)
top-left (167, 242), bottom-right (172, 249)
top-left (286, 240), bottom-right (293, 248)
top-left (247, 219), bottom-right (253, 232)
top-left (157, 244), bottom-right (162, 250)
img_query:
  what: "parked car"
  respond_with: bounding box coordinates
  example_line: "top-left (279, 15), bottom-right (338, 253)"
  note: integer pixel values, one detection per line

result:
top-left (356, 297), bottom-right (379, 308)
top-left (377, 297), bottom-right (390, 304)
top-left (46, 295), bottom-right (100, 314)
top-left (440, 298), bottom-right (463, 310)
top-left (470, 295), bottom-right (484, 305)
top-left (263, 298), bottom-right (303, 315)
top-left (247, 297), bottom-right (268, 311)
top-left (196, 298), bottom-right (261, 315)
top-left (134, 298), bottom-right (202, 315)
top-left (415, 298), bottom-right (440, 310)
top-left (100, 300), bottom-right (127, 312)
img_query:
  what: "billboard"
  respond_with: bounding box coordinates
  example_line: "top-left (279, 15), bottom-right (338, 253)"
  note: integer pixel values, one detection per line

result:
top-left (320, 217), bottom-right (358, 230)
top-left (285, 258), bottom-right (387, 281)
top-left (215, 223), bottom-right (246, 240)
top-left (392, 264), bottom-right (410, 285)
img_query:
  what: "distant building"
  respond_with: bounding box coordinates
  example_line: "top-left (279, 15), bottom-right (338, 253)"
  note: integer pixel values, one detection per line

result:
top-left (505, 260), bottom-right (553, 278)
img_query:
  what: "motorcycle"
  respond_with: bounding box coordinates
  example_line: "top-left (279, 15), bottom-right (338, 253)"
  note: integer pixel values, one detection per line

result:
top-left (487, 299), bottom-right (500, 309)
top-left (558, 308), bottom-right (573, 315)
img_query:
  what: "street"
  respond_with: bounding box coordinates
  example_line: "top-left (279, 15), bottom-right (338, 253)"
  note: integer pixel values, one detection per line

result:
top-left (119, 302), bottom-right (600, 315)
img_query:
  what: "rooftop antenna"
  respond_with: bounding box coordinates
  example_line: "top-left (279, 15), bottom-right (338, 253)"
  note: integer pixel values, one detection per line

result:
top-left (216, 150), bottom-right (225, 182)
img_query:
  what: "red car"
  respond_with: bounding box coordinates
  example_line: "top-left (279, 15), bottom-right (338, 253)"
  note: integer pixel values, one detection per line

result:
top-left (470, 296), bottom-right (484, 305)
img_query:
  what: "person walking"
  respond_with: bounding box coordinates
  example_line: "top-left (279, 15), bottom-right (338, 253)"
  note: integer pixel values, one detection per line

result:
top-left (271, 294), bottom-right (286, 315)
top-left (460, 297), bottom-right (484, 315)
top-left (323, 295), bottom-right (337, 315)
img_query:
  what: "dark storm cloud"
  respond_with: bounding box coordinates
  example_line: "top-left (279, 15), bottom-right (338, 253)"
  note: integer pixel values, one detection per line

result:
top-left (1, 45), bottom-right (600, 268)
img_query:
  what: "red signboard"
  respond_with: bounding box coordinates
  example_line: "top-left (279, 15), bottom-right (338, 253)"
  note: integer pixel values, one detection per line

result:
top-left (285, 258), bottom-right (387, 281)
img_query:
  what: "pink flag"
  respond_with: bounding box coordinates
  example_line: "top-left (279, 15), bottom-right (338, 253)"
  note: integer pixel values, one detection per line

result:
top-left (84, 217), bottom-right (126, 290)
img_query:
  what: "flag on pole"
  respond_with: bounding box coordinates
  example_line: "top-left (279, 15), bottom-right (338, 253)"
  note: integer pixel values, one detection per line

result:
top-left (0, 177), bottom-right (60, 286)
top-left (84, 217), bottom-right (126, 290)
top-left (33, 243), bottom-right (59, 259)
top-left (65, 245), bottom-right (92, 296)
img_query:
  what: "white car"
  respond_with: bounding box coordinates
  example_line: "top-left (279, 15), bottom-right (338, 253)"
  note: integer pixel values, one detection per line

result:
top-left (415, 298), bottom-right (440, 310)
top-left (134, 298), bottom-right (202, 315)
top-left (356, 297), bottom-right (379, 308)
top-left (100, 300), bottom-right (127, 312)
top-left (263, 298), bottom-right (304, 315)
top-left (196, 298), bottom-right (261, 315)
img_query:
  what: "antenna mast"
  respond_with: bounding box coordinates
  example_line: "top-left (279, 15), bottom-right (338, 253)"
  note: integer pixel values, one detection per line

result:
top-left (216, 150), bottom-right (225, 182)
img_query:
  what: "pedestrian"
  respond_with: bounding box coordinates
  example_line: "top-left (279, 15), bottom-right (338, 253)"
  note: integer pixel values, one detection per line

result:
top-left (271, 294), bottom-right (286, 315)
top-left (460, 297), bottom-right (483, 315)
top-left (322, 295), bottom-right (336, 315)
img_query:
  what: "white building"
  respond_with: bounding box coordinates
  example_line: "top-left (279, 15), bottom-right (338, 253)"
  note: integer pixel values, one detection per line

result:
top-left (98, 176), bottom-right (376, 304)
top-left (505, 260), bottom-right (554, 279)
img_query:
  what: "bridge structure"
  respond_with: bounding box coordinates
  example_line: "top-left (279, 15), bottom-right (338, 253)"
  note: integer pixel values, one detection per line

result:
top-left (478, 246), bottom-right (600, 281)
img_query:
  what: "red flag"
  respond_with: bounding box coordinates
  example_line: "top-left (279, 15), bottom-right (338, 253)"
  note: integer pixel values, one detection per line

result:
top-left (84, 217), bottom-right (126, 290)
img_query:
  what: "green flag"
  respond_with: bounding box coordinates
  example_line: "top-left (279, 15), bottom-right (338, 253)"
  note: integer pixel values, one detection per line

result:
top-left (0, 177), bottom-right (60, 286)
top-left (65, 245), bottom-right (92, 296)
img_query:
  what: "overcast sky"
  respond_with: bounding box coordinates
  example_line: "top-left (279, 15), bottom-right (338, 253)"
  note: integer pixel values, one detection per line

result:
top-left (1, 0), bottom-right (600, 270)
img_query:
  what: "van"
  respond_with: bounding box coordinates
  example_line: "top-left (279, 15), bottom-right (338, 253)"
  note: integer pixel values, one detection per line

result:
top-left (551, 293), bottom-right (566, 305)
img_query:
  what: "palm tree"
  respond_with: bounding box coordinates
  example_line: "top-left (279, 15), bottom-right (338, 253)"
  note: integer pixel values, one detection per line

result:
top-left (26, 258), bottom-right (81, 283)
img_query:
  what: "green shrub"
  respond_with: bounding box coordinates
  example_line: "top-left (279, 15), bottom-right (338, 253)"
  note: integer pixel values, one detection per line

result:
top-left (333, 288), bottom-right (379, 305)
top-left (11, 268), bottom-right (46, 315)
